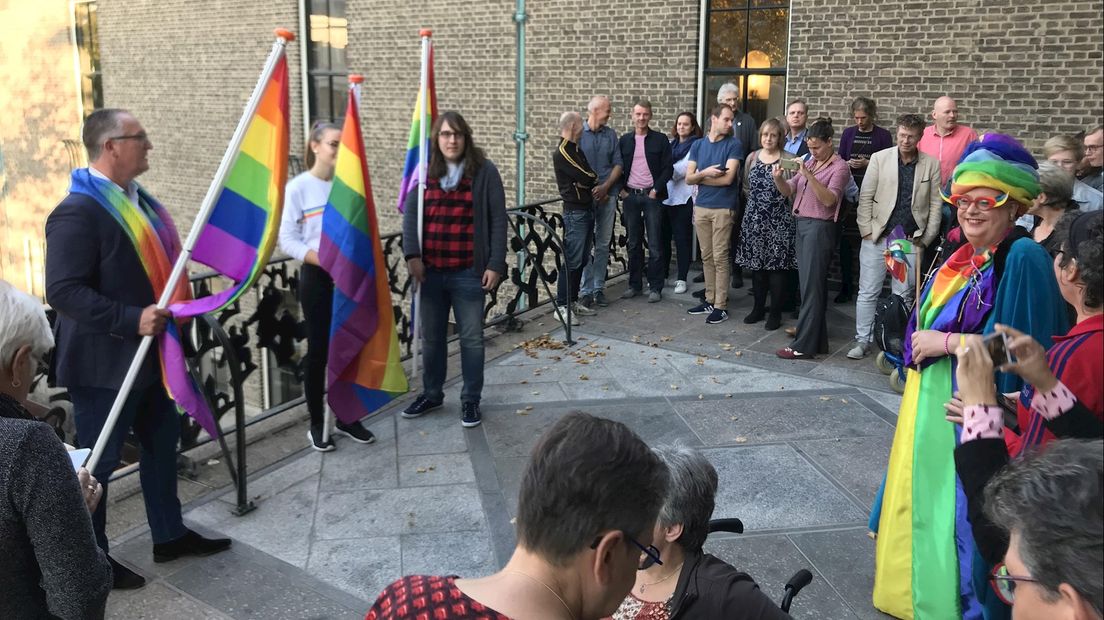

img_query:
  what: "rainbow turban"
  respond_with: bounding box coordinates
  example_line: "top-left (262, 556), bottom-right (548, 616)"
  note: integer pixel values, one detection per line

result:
top-left (947, 133), bottom-right (1040, 215)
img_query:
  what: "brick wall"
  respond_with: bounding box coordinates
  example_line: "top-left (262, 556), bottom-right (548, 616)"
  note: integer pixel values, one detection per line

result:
top-left (787, 0), bottom-right (1104, 153)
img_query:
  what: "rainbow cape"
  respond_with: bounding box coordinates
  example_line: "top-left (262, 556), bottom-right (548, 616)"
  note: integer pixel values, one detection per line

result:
top-left (70, 53), bottom-right (290, 438)
top-left (318, 86), bottom-right (409, 422)
top-left (396, 42), bottom-right (436, 212)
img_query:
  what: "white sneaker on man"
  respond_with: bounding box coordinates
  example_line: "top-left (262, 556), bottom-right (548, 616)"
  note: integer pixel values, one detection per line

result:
top-left (847, 341), bottom-right (871, 360)
top-left (572, 302), bottom-right (596, 316)
top-left (673, 280), bottom-right (687, 294)
top-left (555, 307), bottom-right (582, 326)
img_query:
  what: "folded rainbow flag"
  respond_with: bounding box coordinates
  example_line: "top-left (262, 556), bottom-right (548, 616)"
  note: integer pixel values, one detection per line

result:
top-left (319, 85), bottom-right (409, 422)
top-left (396, 42), bottom-right (437, 212)
top-left (883, 225), bottom-right (914, 284)
top-left (163, 53), bottom-right (291, 436)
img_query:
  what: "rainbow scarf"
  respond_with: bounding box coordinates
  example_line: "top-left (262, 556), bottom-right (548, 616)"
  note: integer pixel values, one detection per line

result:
top-left (318, 86), bottom-right (408, 422)
top-left (873, 242), bottom-right (998, 620)
top-left (396, 42), bottom-right (437, 212)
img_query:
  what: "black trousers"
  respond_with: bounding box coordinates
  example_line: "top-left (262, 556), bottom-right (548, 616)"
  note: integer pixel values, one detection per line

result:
top-left (299, 263), bottom-right (332, 429)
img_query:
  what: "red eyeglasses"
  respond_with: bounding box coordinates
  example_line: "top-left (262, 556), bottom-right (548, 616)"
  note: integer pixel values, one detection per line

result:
top-left (989, 562), bottom-right (1040, 605)
top-left (944, 193), bottom-right (1011, 211)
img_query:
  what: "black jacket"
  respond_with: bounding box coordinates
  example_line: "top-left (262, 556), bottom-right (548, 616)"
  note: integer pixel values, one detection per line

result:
top-left (618, 128), bottom-right (674, 201)
top-left (45, 191), bottom-right (161, 390)
top-left (552, 137), bottom-right (598, 210)
top-left (668, 551), bottom-right (791, 620)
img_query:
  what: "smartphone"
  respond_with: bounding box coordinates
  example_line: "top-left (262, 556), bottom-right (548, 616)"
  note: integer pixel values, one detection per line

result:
top-left (69, 448), bottom-right (90, 472)
top-left (983, 332), bottom-right (1016, 367)
top-left (716, 166), bottom-right (729, 173)
top-left (779, 158), bottom-right (801, 171)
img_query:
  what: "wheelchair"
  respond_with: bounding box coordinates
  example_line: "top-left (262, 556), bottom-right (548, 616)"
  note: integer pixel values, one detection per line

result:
top-left (707, 518), bottom-right (813, 614)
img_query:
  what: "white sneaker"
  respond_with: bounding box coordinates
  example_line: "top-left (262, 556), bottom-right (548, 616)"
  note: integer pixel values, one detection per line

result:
top-left (673, 280), bottom-right (687, 294)
top-left (572, 302), bottom-right (597, 316)
top-left (847, 342), bottom-right (871, 360)
top-left (555, 308), bottom-right (582, 326)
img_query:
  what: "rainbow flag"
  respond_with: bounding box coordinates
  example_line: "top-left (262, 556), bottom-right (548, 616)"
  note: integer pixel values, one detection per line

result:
top-left (163, 53), bottom-right (291, 436)
top-left (396, 42), bottom-right (437, 212)
top-left (319, 86), bottom-right (409, 422)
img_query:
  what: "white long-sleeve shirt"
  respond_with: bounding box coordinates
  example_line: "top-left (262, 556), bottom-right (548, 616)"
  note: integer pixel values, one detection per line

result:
top-left (664, 152), bottom-right (695, 206)
top-left (278, 172), bottom-right (331, 261)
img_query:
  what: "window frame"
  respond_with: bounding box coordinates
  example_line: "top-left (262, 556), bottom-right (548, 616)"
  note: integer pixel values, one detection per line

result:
top-left (700, 0), bottom-right (790, 124)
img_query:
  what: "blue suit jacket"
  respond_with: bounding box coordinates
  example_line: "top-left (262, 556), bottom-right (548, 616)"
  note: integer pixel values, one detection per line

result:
top-left (45, 191), bottom-right (160, 390)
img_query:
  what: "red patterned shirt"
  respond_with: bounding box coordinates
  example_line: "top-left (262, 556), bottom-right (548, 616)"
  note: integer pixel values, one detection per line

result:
top-left (422, 177), bottom-right (475, 271)
top-left (366, 575), bottom-right (511, 620)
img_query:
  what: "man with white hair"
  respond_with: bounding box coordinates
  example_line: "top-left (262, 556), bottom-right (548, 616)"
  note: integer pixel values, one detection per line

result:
top-left (552, 111), bottom-right (598, 325)
top-left (45, 108), bottom-right (231, 590)
top-left (578, 96), bottom-right (623, 309)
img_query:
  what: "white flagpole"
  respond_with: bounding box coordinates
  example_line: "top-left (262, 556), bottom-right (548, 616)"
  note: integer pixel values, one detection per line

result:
top-left (411, 29), bottom-right (431, 384)
top-left (84, 29), bottom-right (295, 473)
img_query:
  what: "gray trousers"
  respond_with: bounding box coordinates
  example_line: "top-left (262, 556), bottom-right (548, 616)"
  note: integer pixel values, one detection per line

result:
top-left (791, 217), bottom-right (836, 354)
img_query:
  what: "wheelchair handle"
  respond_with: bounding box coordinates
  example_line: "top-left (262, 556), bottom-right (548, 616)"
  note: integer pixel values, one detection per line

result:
top-left (706, 518), bottom-right (745, 534)
top-left (780, 569), bottom-right (813, 613)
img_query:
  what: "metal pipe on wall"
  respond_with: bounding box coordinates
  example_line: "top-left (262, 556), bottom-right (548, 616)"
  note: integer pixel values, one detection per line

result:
top-left (513, 0), bottom-right (529, 310)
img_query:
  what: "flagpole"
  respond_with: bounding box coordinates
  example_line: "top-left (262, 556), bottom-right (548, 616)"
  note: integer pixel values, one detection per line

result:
top-left (84, 29), bottom-right (295, 473)
top-left (411, 29), bottom-right (431, 383)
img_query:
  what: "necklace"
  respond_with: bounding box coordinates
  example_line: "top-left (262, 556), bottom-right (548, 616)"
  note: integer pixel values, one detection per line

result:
top-left (637, 561), bottom-right (684, 594)
top-left (504, 570), bottom-right (577, 620)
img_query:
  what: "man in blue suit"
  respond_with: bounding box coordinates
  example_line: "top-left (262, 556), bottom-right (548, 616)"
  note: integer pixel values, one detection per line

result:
top-left (45, 108), bottom-right (231, 590)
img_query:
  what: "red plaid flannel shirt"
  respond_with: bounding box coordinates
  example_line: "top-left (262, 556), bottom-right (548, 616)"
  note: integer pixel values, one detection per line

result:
top-left (422, 177), bottom-right (475, 270)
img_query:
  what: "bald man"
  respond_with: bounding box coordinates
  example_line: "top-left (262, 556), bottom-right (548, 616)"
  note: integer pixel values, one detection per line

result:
top-left (918, 96), bottom-right (979, 186)
top-left (578, 96), bottom-right (623, 308)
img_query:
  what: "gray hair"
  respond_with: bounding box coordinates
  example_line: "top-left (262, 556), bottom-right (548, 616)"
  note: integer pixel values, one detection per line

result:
top-left (717, 82), bottom-right (739, 103)
top-left (984, 439), bottom-right (1103, 616)
top-left (654, 444), bottom-right (718, 552)
top-left (1037, 161), bottom-right (1076, 209)
top-left (559, 111), bottom-right (582, 132)
top-left (587, 96), bottom-right (610, 114)
top-left (82, 108), bottom-right (127, 161)
top-left (0, 280), bottom-right (53, 372)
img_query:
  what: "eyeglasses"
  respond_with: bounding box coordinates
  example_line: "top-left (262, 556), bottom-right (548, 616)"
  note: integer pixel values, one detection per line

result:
top-left (1084, 144), bottom-right (1102, 152)
top-left (590, 533), bottom-right (663, 570)
top-left (989, 563), bottom-right (1040, 605)
top-left (439, 130), bottom-right (464, 141)
top-left (108, 133), bottom-right (150, 143)
top-left (945, 193), bottom-right (1010, 211)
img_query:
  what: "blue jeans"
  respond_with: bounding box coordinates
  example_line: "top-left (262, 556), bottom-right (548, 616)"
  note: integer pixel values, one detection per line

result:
top-left (70, 384), bottom-right (187, 550)
top-left (420, 267), bottom-right (486, 404)
top-left (580, 193), bottom-right (618, 297)
top-left (557, 209), bottom-right (595, 305)
top-left (622, 193), bottom-right (665, 292)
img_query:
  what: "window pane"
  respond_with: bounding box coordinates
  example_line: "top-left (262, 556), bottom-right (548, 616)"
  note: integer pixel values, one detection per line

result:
top-left (309, 13), bottom-right (332, 70)
top-left (747, 9), bottom-right (788, 68)
top-left (745, 74), bottom-right (786, 125)
top-left (710, 0), bottom-right (748, 8)
top-left (329, 16), bottom-right (348, 71)
top-left (704, 74), bottom-right (747, 115)
top-left (331, 78), bottom-right (347, 120)
top-left (708, 10), bottom-right (748, 69)
top-left (751, 0), bottom-right (788, 7)
top-left (311, 75), bottom-right (332, 122)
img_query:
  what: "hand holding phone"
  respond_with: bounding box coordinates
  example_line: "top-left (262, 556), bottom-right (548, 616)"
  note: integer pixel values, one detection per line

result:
top-left (779, 158), bottom-right (800, 171)
top-left (983, 332), bottom-right (1016, 367)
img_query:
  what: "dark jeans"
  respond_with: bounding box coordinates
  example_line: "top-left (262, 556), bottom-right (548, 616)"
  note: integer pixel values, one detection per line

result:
top-left (70, 384), bottom-right (187, 551)
top-left (622, 193), bottom-right (665, 292)
top-left (835, 201), bottom-right (857, 293)
top-left (557, 209), bottom-right (595, 305)
top-left (660, 200), bottom-right (694, 281)
top-left (299, 263), bottom-right (332, 430)
top-left (421, 267), bottom-right (486, 404)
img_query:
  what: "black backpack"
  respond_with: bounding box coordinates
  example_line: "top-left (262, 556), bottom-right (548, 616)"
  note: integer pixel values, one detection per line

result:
top-left (873, 294), bottom-right (911, 357)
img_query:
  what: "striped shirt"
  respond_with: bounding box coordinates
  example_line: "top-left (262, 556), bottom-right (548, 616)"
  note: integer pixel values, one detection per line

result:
top-left (278, 171), bottom-right (332, 261)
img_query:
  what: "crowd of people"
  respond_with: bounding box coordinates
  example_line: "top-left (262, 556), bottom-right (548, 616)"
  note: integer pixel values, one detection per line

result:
top-left (0, 91), bottom-right (1101, 620)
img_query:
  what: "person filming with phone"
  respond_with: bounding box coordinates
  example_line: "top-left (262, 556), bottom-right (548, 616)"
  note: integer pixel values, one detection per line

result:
top-left (0, 279), bottom-right (112, 620)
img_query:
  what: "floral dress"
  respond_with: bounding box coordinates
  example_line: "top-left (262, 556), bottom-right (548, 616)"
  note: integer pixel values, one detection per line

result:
top-left (735, 153), bottom-right (797, 271)
top-left (611, 593), bottom-right (673, 620)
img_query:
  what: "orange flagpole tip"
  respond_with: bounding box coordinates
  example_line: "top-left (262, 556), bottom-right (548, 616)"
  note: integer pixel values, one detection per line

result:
top-left (349, 74), bottom-right (365, 84)
top-left (274, 28), bottom-right (296, 42)
top-left (419, 28), bottom-right (433, 37)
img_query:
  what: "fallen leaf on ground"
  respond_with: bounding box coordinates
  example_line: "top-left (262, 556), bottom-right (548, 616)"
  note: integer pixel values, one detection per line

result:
top-left (416, 467), bottom-right (427, 473)
top-left (725, 394), bottom-right (733, 398)
top-left (840, 398), bottom-right (849, 404)
top-left (698, 394), bottom-right (704, 400)
top-left (579, 374), bottom-right (589, 380)
top-left (735, 436), bottom-right (748, 443)
top-left (696, 357), bottom-right (706, 365)
top-left (820, 395), bottom-right (831, 401)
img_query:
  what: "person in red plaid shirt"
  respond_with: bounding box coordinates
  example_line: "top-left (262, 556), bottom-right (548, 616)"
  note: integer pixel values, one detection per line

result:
top-left (401, 111), bottom-right (507, 429)
top-left (365, 412), bottom-right (670, 620)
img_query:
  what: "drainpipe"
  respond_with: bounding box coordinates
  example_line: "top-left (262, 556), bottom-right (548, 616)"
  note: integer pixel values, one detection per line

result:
top-left (513, 0), bottom-right (529, 310)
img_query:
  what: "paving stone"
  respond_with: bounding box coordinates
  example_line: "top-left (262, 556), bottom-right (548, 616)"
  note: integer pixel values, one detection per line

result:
top-left (187, 475), bottom-right (318, 568)
top-left (558, 377), bottom-right (631, 400)
top-left (218, 450), bottom-right (322, 503)
top-left (702, 445), bottom-right (867, 531)
top-left (859, 388), bottom-right (903, 417)
top-left (795, 436), bottom-right (892, 510)
top-left (314, 484), bottom-right (485, 540)
top-left (305, 536), bottom-right (402, 604)
top-left (319, 417), bottom-right (399, 492)
top-left (681, 368), bottom-right (842, 395)
top-left (704, 534), bottom-right (858, 619)
top-left (398, 452), bottom-right (477, 487)
top-left (400, 530), bottom-right (497, 579)
top-left (455, 381), bottom-right (570, 406)
top-left (396, 410), bottom-right (468, 456)
top-left (789, 528), bottom-right (884, 619)
top-left (675, 394), bottom-right (894, 446)
top-left (106, 581), bottom-right (233, 619)
top-left (483, 359), bottom-right (614, 385)
top-left (808, 364), bottom-right (889, 391)
top-left (493, 456), bottom-right (528, 517)
top-left (166, 549), bottom-right (363, 619)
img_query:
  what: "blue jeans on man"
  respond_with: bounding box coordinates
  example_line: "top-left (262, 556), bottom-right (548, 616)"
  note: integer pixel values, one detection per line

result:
top-left (580, 193), bottom-right (618, 298)
top-left (622, 192), bottom-right (665, 293)
top-left (70, 383), bottom-right (188, 552)
top-left (557, 209), bottom-right (595, 306)
top-left (420, 267), bottom-right (486, 405)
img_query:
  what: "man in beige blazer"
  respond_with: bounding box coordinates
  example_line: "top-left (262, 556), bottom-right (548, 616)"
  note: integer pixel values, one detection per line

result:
top-left (849, 113), bottom-right (942, 359)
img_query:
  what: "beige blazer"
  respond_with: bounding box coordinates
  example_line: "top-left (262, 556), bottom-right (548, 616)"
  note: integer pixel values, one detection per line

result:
top-left (857, 148), bottom-right (943, 246)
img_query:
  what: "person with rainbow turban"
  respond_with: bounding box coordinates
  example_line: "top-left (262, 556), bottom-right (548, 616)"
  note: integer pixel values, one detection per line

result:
top-left (870, 134), bottom-right (1070, 619)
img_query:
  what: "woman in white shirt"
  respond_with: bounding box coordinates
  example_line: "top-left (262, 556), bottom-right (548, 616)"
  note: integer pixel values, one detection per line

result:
top-left (663, 112), bottom-right (702, 294)
top-left (278, 121), bottom-right (376, 450)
